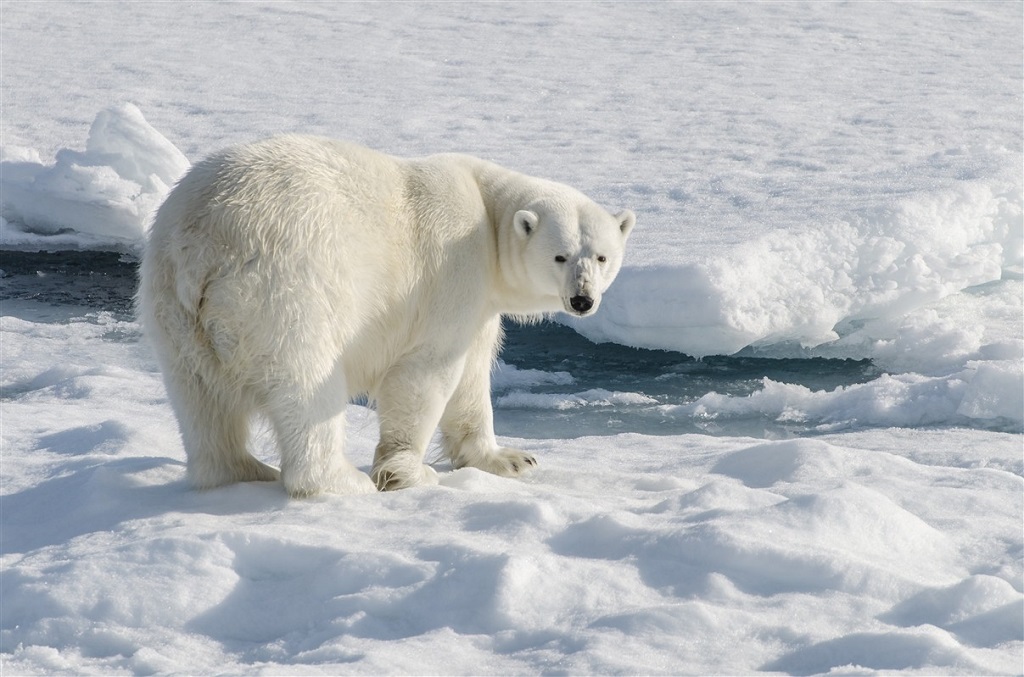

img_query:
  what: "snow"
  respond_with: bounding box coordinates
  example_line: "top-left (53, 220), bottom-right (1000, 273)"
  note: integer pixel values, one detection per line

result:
top-left (571, 182), bottom-right (1021, 357)
top-left (1, 103), bottom-right (189, 247)
top-left (1, 1), bottom-right (1022, 675)
top-left (2, 308), bottom-right (1022, 674)
top-left (663, 356), bottom-right (1023, 433)
top-left (496, 388), bottom-right (659, 411)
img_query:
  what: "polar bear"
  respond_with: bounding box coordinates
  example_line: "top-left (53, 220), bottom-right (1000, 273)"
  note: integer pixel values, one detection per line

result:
top-left (138, 135), bottom-right (634, 495)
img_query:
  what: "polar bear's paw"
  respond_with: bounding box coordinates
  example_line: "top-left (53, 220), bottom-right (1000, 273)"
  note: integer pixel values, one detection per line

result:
top-left (284, 466), bottom-right (377, 498)
top-left (371, 453), bottom-right (440, 492)
top-left (189, 455), bottom-right (281, 490)
top-left (329, 469), bottom-right (379, 496)
top-left (474, 447), bottom-right (538, 477)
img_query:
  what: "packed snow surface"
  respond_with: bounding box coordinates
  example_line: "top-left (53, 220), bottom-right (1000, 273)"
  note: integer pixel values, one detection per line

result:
top-left (3, 313), bottom-right (1022, 675)
top-left (2, 2), bottom-right (1022, 675)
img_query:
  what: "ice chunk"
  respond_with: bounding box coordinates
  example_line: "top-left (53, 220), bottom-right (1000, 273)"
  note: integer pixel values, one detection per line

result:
top-left (1, 104), bottom-right (189, 247)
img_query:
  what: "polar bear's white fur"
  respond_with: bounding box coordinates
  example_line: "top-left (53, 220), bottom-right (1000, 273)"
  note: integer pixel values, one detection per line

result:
top-left (139, 135), bottom-right (634, 495)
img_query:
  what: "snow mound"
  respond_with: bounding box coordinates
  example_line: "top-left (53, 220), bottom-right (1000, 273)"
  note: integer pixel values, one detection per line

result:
top-left (1, 103), bottom-right (189, 248)
top-left (881, 575), bottom-right (1024, 648)
top-left (666, 358), bottom-right (1024, 432)
top-left (491, 361), bottom-right (574, 390)
top-left (570, 182), bottom-right (1023, 358)
top-left (496, 388), bottom-right (658, 410)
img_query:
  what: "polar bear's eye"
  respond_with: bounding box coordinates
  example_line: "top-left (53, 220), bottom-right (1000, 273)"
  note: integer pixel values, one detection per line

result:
top-left (597, 255), bottom-right (607, 263)
top-left (554, 255), bottom-right (567, 263)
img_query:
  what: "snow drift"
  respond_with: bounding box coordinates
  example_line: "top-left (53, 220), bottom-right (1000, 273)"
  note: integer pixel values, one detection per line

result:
top-left (1, 307), bottom-right (1021, 674)
top-left (570, 182), bottom-right (1022, 357)
top-left (1, 103), bottom-right (189, 247)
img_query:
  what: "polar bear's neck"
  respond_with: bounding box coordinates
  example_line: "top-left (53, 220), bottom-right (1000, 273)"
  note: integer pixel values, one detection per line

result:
top-left (461, 157), bottom-right (528, 223)
top-left (470, 158), bottom-right (576, 227)
top-left (458, 156), bottom-right (566, 319)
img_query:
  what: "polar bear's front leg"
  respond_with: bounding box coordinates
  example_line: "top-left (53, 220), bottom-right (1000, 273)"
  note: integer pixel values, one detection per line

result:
top-left (440, 317), bottom-right (538, 478)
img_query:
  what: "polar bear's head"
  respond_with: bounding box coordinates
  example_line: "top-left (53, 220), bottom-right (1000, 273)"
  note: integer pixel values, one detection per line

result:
top-left (503, 192), bottom-right (635, 317)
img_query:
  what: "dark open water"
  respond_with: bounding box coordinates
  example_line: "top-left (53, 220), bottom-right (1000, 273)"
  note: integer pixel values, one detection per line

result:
top-left (1, 251), bottom-right (882, 439)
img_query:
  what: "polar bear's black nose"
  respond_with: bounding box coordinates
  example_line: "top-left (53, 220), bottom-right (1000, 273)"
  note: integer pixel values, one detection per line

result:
top-left (570, 295), bottom-right (594, 313)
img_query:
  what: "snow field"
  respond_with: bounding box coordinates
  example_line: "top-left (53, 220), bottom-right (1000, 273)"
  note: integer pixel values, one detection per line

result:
top-left (2, 310), bottom-right (1022, 674)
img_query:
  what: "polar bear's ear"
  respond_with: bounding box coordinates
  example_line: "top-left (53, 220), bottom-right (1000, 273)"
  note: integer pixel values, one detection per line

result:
top-left (513, 210), bottom-right (539, 239)
top-left (616, 210), bottom-right (636, 239)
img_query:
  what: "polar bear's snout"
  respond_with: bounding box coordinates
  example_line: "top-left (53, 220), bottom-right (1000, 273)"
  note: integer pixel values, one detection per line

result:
top-left (565, 258), bottom-right (599, 315)
top-left (569, 295), bottom-right (594, 314)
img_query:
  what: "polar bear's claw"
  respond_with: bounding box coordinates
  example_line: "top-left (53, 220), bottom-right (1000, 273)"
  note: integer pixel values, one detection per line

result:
top-left (371, 455), bottom-right (440, 491)
top-left (491, 448), bottom-right (538, 477)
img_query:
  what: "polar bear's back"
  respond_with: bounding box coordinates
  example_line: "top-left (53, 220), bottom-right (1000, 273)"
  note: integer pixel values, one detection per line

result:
top-left (163, 135), bottom-right (409, 247)
top-left (141, 136), bottom-right (435, 386)
top-left (147, 135), bottom-right (425, 310)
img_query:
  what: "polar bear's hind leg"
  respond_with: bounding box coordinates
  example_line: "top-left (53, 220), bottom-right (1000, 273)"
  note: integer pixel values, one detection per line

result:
top-left (262, 358), bottom-right (377, 497)
top-left (163, 365), bottom-right (280, 489)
